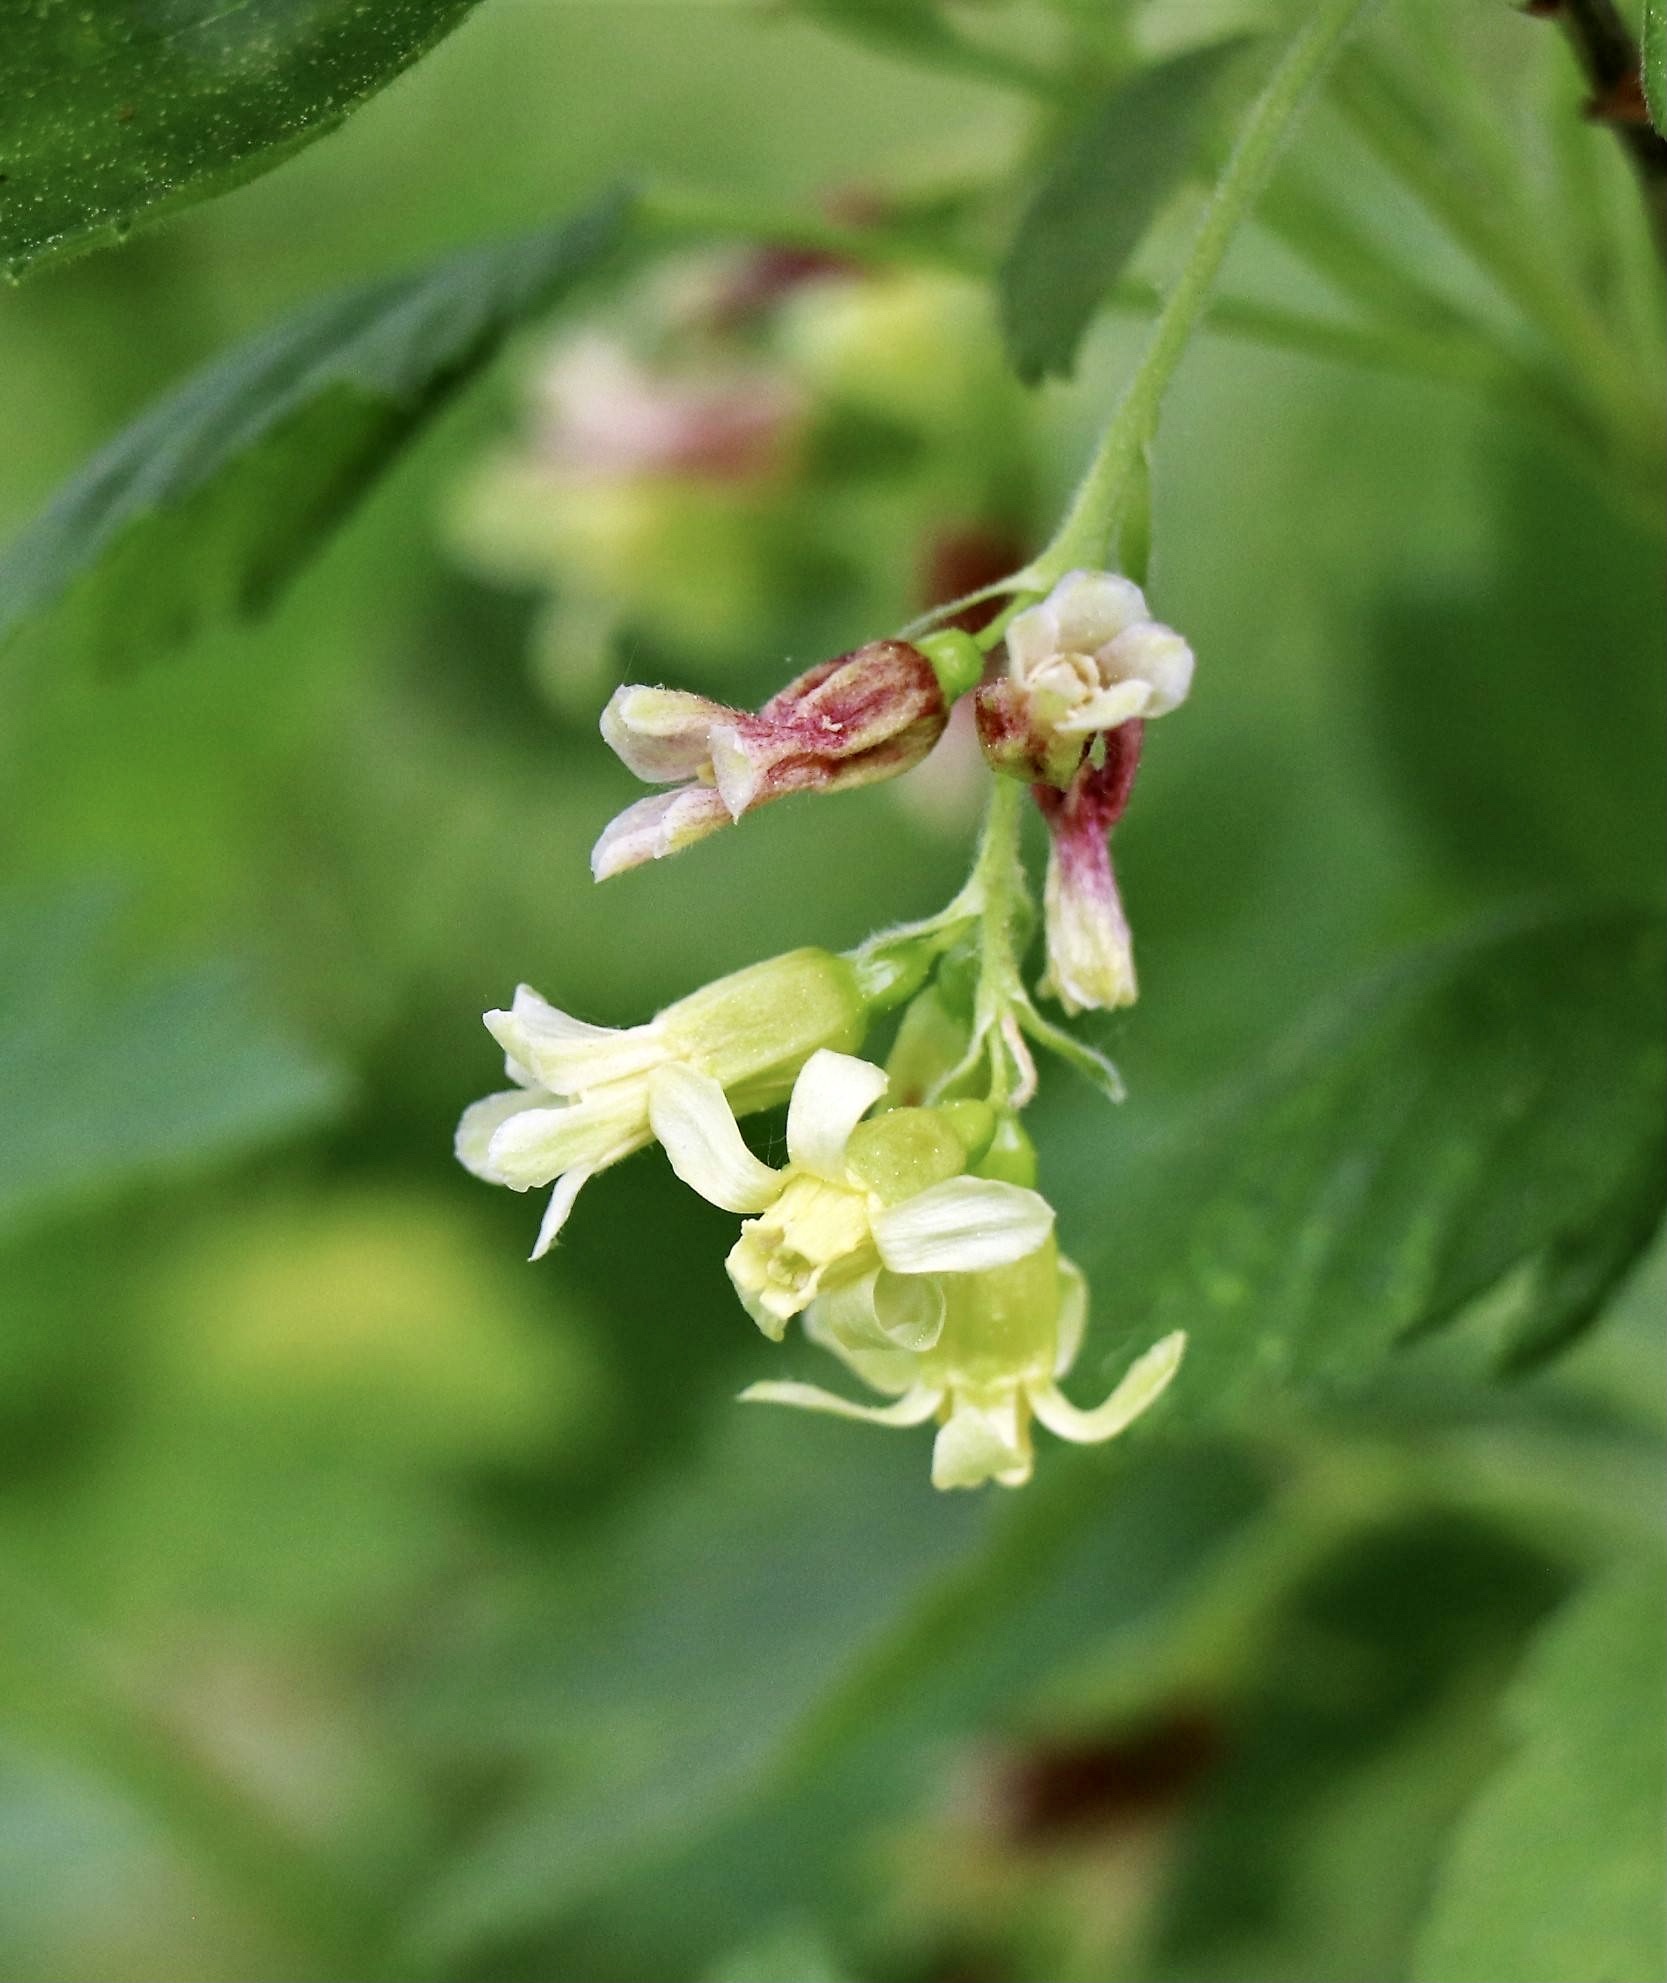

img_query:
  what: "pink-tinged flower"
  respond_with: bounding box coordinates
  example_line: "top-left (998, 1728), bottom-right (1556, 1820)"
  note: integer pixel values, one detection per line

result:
top-left (1033, 723), bottom-right (1145, 1016)
top-left (977, 570), bottom-right (1193, 789)
top-left (533, 333), bottom-right (803, 484)
top-left (594, 641), bottom-right (951, 878)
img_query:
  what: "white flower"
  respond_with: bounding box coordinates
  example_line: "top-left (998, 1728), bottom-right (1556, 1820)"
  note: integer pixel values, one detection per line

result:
top-left (976, 569), bottom-right (1193, 788)
top-left (740, 1240), bottom-right (1186, 1490)
top-left (455, 950), bottom-right (866, 1257)
top-left (646, 1048), bottom-right (1056, 1339)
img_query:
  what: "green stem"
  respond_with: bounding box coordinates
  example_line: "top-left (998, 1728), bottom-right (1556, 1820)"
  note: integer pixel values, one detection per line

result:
top-left (1028, 0), bottom-right (1378, 584)
top-left (965, 775), bottom-right (1030, 1109)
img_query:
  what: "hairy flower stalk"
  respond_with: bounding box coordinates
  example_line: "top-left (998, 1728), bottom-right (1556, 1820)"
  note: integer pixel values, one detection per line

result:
top-left (455, 949), bottom-right (867, 1256)
top-left (594, 636), bottom-right (978, 877)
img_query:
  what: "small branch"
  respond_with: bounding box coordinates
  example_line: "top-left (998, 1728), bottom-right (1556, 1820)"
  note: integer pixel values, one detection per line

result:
top-left (1530, 0), bottom-right (1667, 265)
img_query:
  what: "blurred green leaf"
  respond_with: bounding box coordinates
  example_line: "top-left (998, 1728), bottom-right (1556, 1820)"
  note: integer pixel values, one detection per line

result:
top-left (1365, 443), bottom-right (1666, 903)
top-left (1115, 912), bottom-right (1666, 1414)
top-left (791, 0), bottom-right (1052, 97)
top-left (1414, 1559), bottom-right (1667, 1983)
top-left (0, 187), bottom-right (633, 673)
top-left (1644, 0), bottom-right (1666, 137)
top-left (1150, 1509), bottom-right (1569, 1983)
top-left (0, 883), bottom-right (345, 1238)
top-left (0, 0), bottom-right (484, 280)
top-left (999, 40), bottom-right (1254, 384)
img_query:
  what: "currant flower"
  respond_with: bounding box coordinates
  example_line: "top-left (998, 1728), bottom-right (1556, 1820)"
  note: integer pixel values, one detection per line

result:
top-left (976, 568), bottom-right (1193, 789)
top-left (645, 1048), bottom-right (1055, 1339)
top-left (743, 1239), bottom-right (1186, 1490)
top-left (594, 634), bottom-right (981, 879)
top-left (455, 949), bottom-right (867, 1257)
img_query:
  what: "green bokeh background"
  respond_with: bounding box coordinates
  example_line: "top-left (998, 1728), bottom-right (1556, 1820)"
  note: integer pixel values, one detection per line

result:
top-left (0, 6), bottom-right (1660, 1980)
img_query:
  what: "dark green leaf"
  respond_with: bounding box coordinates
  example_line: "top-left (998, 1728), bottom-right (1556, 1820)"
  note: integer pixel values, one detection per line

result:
top-left (0, 883), bottom-right (346, 1237)
top-left (1110, 913), bottom-right (1666, 1415)
top-left (1414, 1560), bottom-right (1667, 1983)
top-left (999, 40), bottom-right (1254, 383)
top-left (0, 188), bottom-right (633, 673)
top-left (1365, 441), bottom-right (1666, 903)
top-left (0, 0), bottom-right (484, 280)
top-left (1644, 0), bottom-right (1666, 138)
top-left (1152, 1511), bottom-right (1569, 1983)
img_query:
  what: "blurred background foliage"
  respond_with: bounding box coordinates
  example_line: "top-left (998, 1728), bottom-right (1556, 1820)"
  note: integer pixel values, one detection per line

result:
top-left (0, 2), bottom-right (1661, 1980)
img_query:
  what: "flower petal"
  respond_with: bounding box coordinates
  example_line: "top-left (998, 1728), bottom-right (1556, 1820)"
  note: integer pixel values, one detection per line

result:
top-left (1028, 1329), bottom-right (1186, 1444)
top-left (1098, 621), bottom-right (1194, 716)
top-left (487, 986), bottom-right (667, 1095)
top-left (1052, 680), bottom-right (1152, 734)
top-left (871, 1175), bottom-right (1054, 1276)
top-left (529, 1169), bottom-right (591, 1260)
top-left (803, 1294), bottom-right (923, 1395)
top-left (590, 785), bottom-right (733, 880)
top-left (739, 1379), bottom-right (942, 1426)
top-left (817, 1268), bottom-right (946, 1355)
top-left (1002, 596), bottom-right (1061, 678)
top-left (784, 1048), bottom-right (888, 1181)
top-left (648, 1063), bottom-right (782, 1212)
top-left (599, 684), bottom-right (727, 782)
top-left (455, 1090), bottom-right (545, 1180)
top-left (483, 1088), bottom-right (650, 1190)
top-left (931, 1391), bottom-right (1033, 1489)
top-left (1044, 570), bottom-right (1148, 653)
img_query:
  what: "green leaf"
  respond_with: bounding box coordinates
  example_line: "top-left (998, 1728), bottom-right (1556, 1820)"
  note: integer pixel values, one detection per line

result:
top-left (790, 0), bottom-right (1054, 98)
top-left (1414, 1560), bottom-right (1667, 1983)
top-left (1644, 0), bottom-right (1666, 138)
top-left (0, 883), bottom-right (346, 1238)
top-left (0, 188), bottom-right (633, 673)
top-left (1116, 913), bottom-right (1666, 1414)
top-left (0, 0), bottom-right (485, 280)
top-left (999, 40), bottom-right (1255, 384)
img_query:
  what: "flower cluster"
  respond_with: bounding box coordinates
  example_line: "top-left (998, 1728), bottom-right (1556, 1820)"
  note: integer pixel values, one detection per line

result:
top-left (456, 565), bottom-right (1195, 1487)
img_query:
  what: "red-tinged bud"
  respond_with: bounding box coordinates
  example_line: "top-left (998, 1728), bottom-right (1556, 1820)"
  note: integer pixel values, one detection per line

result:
top-left (1033, 724), bottom-right (1145, 1016)
top-left (594, 640), bottom-right (950, 878)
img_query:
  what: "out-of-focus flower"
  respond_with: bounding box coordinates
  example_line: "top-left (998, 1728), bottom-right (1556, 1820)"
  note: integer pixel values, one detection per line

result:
top-left (455, 950), bottom-right (867, 1256)
top-left (645, 1048), bottom-right (1055, 1338)
top-left (977, 570), bottom-right (1193, 788)
top-left (743, 1238), bottom-right (1186, 1490)
top-left (593, 639), bottom-right (958, 878)
top-left (1034, 722), bottom-right (1144, 1016)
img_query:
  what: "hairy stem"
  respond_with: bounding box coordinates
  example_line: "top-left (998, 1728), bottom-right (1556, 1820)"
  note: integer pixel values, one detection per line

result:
top-left (1028, 0), bottom-right (1378, 584)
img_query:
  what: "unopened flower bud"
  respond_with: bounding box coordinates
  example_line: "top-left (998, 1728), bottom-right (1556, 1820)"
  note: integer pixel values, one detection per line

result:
top-left (977, 570), bottom-right (1193, 788)
top-left (595, 640), bottom-right (950, 878)
top-left (1035, 725), bottom-right (1144, 1016)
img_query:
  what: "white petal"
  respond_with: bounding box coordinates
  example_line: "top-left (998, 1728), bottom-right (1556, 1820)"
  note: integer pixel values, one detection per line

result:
top-left (487, 986), bottom-right (667, 1096)
top-left (1052, 680), bottom-right (1152, 734)
top-left (589, 786), bottom-right (731, 880)
top-left (484, 1088), bottom-right (650, 1190)
top-left (784, 1048), bottom-right (888, 1182)
top-left (648, 1063), bottom-right (782, 1212)
top-left (1003, 597), bottom-right (1062, 677)
top-left (738, 1379), bottom-right (942, 1427)
top-left (599, 684), bottom-right (724, 782)
top-left (1029, 1330), bottom-right (1186, 1444)
top-left (931, 1392), bottom-right (1033, 1490)
top-left (817, 1269), bottom-right (945, 1355)
top-left (803, 1295), bottom-right (923, 1395)
top-left (1045, 570), bottom-right (1148, 652)
top-left (871, 1175), bottom-right (1054, 1276)
top-left (1098, 621), bottom-right (1194, 716)
top-left (1053, 1255), bottom-right (1088, 1377)
top-left (455, 1090), bottom-right (545, 1180)
top-left (529, 1169), bottom-right (591, 1259)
